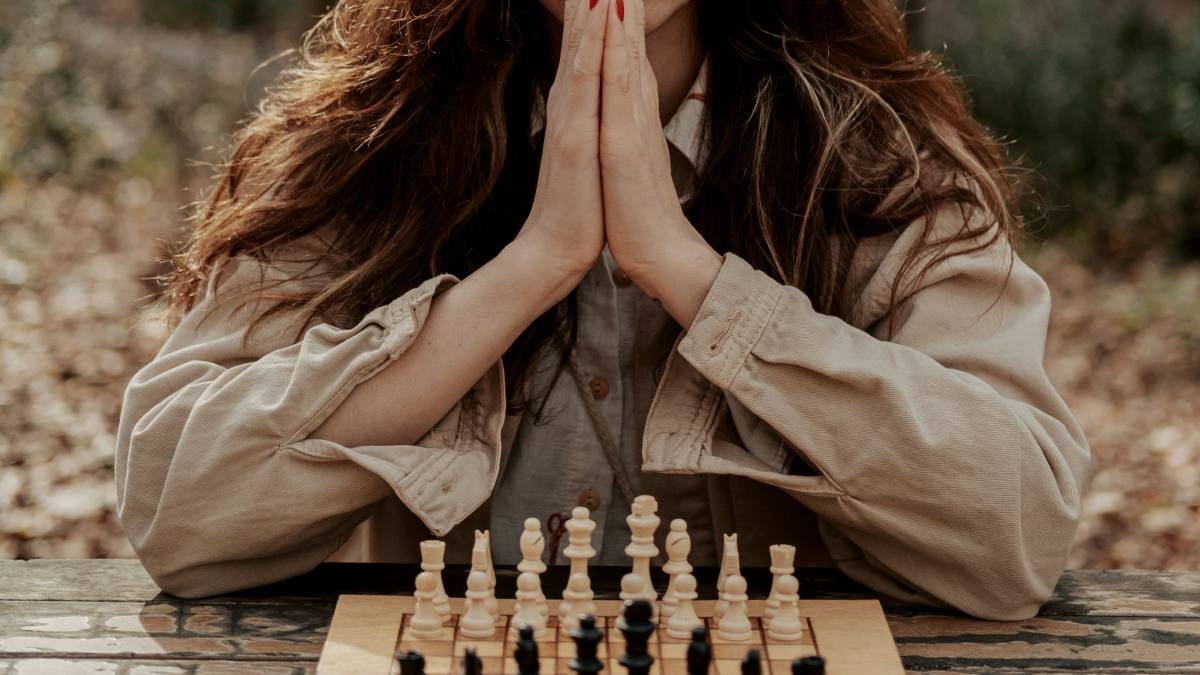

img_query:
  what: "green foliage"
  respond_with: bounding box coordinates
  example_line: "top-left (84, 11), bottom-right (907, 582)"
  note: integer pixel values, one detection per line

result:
top-left (910, 0), bottom-right (1200, 262)
top-left (141, 0), bottom-right (328, 31)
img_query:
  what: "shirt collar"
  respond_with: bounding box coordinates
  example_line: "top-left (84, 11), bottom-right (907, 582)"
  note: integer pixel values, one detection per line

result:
top-left (528, 54), bottom-right (710, 174)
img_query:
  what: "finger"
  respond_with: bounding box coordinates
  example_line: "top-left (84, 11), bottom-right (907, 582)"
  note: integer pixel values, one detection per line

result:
top-left (563, 0), bottom-right (608, 123)
top-left (628, 0), bottom-right (658, 121)
top-left (602, 0), bottom-right (635, 130)
top-left (556, 0), bottom-right (589, 83)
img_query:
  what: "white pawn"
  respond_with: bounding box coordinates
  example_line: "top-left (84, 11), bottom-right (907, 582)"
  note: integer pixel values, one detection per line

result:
top-left (517, 518), bottom-right (548, 616)
top-left (716, 574), bottom-right (752, 641)
top-left (764, 543), bottom-right (796, 627)
top-left (459, 568), bottom-right (496, 639)
top-left (661, 519), bottom-right (692, 619)
top-left (419, 540), bottom-right (451, 623)
top-left (510, 571), bottom-right (548, 640)
top-left (618, 572), bottom-right (656, 625)
top-left (766, 575), bottom-right (805, 641)
top-left (408, 571), bottom-right (444, 639)
top-left (558, 572), bottom-right (596, 631)
top-left (665, 572), bottom-right (702, 639)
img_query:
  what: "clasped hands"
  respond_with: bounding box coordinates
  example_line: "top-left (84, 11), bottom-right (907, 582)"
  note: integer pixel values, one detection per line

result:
top-left (520, 0), bottom-right (723, 328)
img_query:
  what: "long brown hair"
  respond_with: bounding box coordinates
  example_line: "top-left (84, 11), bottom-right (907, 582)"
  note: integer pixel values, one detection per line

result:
top-left (165, 0), bottom-right (1023, 419)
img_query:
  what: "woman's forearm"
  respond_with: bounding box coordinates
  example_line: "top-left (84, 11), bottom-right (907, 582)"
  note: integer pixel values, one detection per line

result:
top-left (310, 239), bottom-right (583, 448)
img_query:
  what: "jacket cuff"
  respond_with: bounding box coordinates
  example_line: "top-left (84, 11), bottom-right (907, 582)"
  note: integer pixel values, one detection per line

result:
top-left (676, 251), bottom-right (783, 391)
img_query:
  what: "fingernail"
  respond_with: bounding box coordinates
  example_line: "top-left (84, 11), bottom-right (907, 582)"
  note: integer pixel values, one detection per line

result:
top-left (617, 0), bottom-right (624, 21)
top-left (589, 0), bottom-right (597, 9)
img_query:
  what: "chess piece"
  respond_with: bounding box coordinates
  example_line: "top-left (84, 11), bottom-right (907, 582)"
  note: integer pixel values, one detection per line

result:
top-left (715, 533), bottom-right (739, 619)
top-left (475, 529), bottom-right (500, 618)
top-left (619, 572), bottom-right (644, 606)
top-left (666, 572), bottom-right (703, 638)
top-left (462, 647), bottom-right (482, 675)
top-left (511, 571), bottom-right (548, 639)
top-left (793, 656), bottom-right (826, 675)
top-left (558, 572), bottom-right (596, 631)
top-left (765, 544), bottom-right (796, 626)
top-left (459, 567), bottom-right (496, 638)
top-left (742, 649), bottom-right (763, 675)
top-left (624, 495), bottom-right (660, 602)
top-left (661, 519), bottom-right (692, 619)
top-left (419, 540), bottom-right (451, 623)
top-left (766, 575), bottom-right (804, 641)
top-left (686, 626), bottom-right (712, 675)
top-left (514, 624), bottom-right (540, 674)
top-left (518, 518), bottom-right (548, 616)
top-left (563, 506), bottom-right (596, 581)
top-left (408, 571), bottom-right (444, 639)
top-left (568, 614), bottom-right (604, 674)
top-left (618, 600), bottom-right (655, 675)
top-left (395, 650), bottom-right (425, 675)
top-left (717, 574), bottom-right (752, 641)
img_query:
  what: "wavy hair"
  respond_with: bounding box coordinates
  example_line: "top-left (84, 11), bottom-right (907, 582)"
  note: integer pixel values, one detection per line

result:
top-left (164, 0), bottom-right (1025, 419)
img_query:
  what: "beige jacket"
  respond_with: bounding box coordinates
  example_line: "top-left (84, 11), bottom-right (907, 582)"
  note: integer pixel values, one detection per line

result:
top-left (115, 199), bottom-right (1090, 620)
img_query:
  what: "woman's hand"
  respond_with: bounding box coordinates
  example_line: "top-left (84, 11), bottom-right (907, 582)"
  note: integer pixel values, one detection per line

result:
top-left (514, 0), bottom-right (610, 284)
top-left (598, 0), bottom-right (722, 327)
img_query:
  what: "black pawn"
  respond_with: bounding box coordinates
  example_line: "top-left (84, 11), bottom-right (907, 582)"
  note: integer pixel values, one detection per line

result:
top-left (793, 655), bottom-right (826, 675)
top-left (618, 600), bottom-right (655, 675)
top-left (395, 649), bottom-right (425, 675)
top-left (515, 624), bottom-right (540, 674)
top-left (462, 647), bottom-right (482, 675)
top-left (686, 626), bottom-right (712, 675)
top-left (741, 649), bottom-right (763, 675)
top-left (568, 614), bottom-right (604, 674)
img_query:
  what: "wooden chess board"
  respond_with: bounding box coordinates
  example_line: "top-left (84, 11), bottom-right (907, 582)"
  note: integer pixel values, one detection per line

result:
top-left (316, 596), bottom-right (903, 674)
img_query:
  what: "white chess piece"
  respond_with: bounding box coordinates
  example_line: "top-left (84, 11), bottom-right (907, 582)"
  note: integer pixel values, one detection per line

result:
top-left (408, 571), bottom-right (444, 639)
top-left (558, 572), bottom-right (596, 631)
top-left (476, 529), bottom-right (499, 618)
top-left (766, 574), bottom-right (804, 641)
top-left (510, 571), bottom-right (548, 640)
top-left (764, 543), bottom-right (796, 627)
top-left (419, 540), bottom-right (451, 623)
top-left (459, 568), bottom-right (496, 638)
top-left (517, 518), bottom-right (548, 616)
top-left (665, 572), bottom-right (703, 639)
top-left (661, 519), bottom-right (692, 618)
top-left (562, 507), bottom-right (596, 582)
top-left (714, 532), bottom-right (739, 619)
top-left (624, 495), bottom-right (660, 603)
top-left (716, 574), bottom-right (752, 641)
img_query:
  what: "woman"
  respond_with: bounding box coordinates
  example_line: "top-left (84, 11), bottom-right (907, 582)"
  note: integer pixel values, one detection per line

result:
top-left (116, 0), bottom-right (1090, 621)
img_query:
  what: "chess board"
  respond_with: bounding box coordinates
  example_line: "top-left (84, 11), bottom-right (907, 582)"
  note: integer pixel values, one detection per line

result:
top-left (316, 596), bottom-right (904, 674)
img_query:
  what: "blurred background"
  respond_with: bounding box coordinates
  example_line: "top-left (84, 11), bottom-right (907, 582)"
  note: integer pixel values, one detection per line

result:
top-left (0, 0), bottom-right (1197, 569)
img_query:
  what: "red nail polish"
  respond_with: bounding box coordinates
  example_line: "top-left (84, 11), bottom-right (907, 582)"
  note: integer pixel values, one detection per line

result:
top-left (617, 0), bottom-right (624, 21)
top-left (589, 0), bottom-right (597, 9)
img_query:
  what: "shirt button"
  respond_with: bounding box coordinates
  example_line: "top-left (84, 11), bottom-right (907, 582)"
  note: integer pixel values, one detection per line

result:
top-left (612, 267), bottom-right (633, 287)
top-left (579, 488), bottom-right (602, 510)
top-left (589, 377), bottom-right (609, 400)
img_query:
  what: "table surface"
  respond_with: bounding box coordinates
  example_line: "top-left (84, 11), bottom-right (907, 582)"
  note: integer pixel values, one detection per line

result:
top-left (0, 561), bottom-right (1197, 674)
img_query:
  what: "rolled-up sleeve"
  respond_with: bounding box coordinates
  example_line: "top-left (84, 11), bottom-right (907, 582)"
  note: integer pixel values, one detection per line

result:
top-left (644, 207), bottom-right (1091, 620)
top-left (115, 253), bottom-right (505, 598)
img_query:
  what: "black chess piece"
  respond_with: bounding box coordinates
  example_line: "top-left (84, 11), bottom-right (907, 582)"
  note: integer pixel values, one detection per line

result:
top-left (686, 626), bottom-right (712, 675)
top-left (568, 614), bottom-right (604, 674)
top-left (395, 649), bottom-right (426, 675)
top-left (793, 655), bottom-right (826, 675)
top-left (515, 623), bottom-right (541, 674)
top-left (618, 600), bottom-right (655, 675)
top-left (741, 648), bottom-right (763, 675)
top-left (462, 647), bottom-right (483, 675)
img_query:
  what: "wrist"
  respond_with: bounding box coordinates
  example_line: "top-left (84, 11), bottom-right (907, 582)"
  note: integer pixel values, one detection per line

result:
top-left (499, 237), bottom-right (589, 313)
top-left (631, 237), bottom-right (723, 329)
